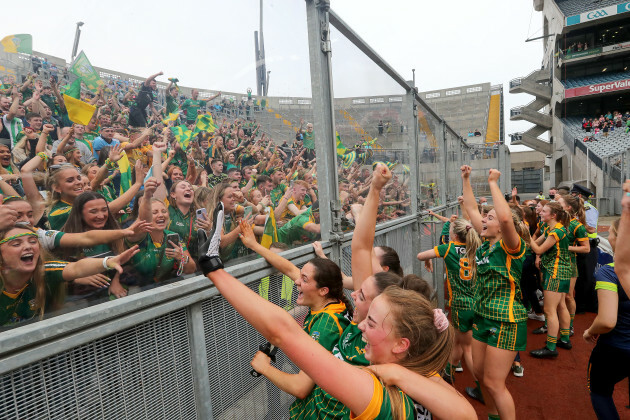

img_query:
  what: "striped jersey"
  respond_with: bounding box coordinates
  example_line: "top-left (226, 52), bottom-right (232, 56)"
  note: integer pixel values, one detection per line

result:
top-left (289, 302), bottom-right (351, 420)
top-left (474, 239), bottom-right (527, 323)
top-left (48, 200), bottom-right (73, 230)
top-left (434, 241), bottom-right (474, 310)
top-left (349, 373), bottom-right (418, 420)
top-left (541, 223), bottom-right (572, 281)
top-left (332, 322), bottom-right (368, 366)
top-left (567, 218), bottom-right (588, 264)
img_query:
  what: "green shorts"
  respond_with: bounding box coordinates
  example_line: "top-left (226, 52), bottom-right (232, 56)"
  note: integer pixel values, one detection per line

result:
top-left (451, 307), bottom-right (474, 333)
top-left (542, 268), bottom-right (570, 294)
top-left (472, 314), bottom-right (527, 351)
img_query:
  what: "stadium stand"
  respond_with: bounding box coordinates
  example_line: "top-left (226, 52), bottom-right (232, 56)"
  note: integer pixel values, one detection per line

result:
top-left (562, 70), bottom-right (630, 88)
top-left (563, 116), bottom-right (630, 157)
top-left (485, 93), bottom-right (501, 144)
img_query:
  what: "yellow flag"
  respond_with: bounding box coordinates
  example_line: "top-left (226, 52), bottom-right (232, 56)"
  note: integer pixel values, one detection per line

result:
top-left (162, 112), bottom-right (179, 125)
top-left (63, 94), bottom-right (96, 126)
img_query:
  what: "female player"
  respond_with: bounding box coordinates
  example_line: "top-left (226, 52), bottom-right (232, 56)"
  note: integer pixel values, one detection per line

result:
top-left (416, 217), bottom-right (482, 395)
top-left (529, 202), bottom-right (572, 357)
top-left (557, 194), bottom-right (590, 334)
top-left (0, 225), bottom-right (139, 326)
top-left (584, 217), bottom-right (629, 419)
top-left (197, 208), bottom-right (475, 420)
top-left (460, 166), bottom-right (529, 420)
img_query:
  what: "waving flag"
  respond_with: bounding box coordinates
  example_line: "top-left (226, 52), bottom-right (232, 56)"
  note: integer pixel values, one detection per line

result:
top-left (1, 34), bottom-right (32, 54)
top-left (69, 51), bottom-right (104, 93)
top-left (170, 125), bottom-right (193, 150)
top-left (192, 113), bottom-right (216, 137)
top-left (260, 210), bottom-right (279, 249)
top-left (118, 151), bottom-right (133, 196)
top-left (162, 112), bottom-right (180, 125)
top-left (63, 79), bottom-right (95, 125)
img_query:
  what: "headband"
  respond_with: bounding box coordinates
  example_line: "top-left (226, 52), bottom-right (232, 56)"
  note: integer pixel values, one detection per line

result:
top-left (433, 309), bottom-right (449, 333)
top-left (2, 195), bottom-right (24, 204)
top-left (0, 232), bottom-right (37, 245)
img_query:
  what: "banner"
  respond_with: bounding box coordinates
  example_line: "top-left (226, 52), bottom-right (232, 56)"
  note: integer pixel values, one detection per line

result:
top-left (602, 41), bottom-right (630, 53)
top-left (69, 51), bottom-right (104, 93)
top-left (565, 47), bottom-right (602, 60)
top-left (567, 2), bottom-right (630, 26)
top-left (565, 79), bottom-right (630, 99)
top-left (1, 34), bottom-right (32, 54)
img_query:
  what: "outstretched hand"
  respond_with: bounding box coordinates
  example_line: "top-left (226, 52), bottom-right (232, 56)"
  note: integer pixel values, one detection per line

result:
top-left (238, 219), bottom-right (258, 249)
top-left (106, 245), bottom-right (140, 274)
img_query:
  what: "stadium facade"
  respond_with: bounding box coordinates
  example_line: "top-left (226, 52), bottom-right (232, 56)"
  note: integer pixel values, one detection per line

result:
top-left (511, 0), bottom-right (630, 215)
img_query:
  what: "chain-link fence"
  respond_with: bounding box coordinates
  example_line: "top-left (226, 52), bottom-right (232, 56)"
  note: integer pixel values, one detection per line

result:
top-left (0, 1), bottom-right (511, 418)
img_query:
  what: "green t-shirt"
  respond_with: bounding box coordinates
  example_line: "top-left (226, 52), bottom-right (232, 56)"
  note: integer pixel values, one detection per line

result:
top-left (166, 94), bottom-right (180, 115)
top-left (541, 223), bottom-right (572, 281)
top-left (48, 200), bottom-right (73, 230)
top-left (567, 218), bottom-right (588, 264)
top-left (278, 208), bottom-right (318, 246)
top-left (181, 99), bottom-right (204, 122)
top-left (96, 185), bottom-right (115, 203)
top-left (289, 302), bottom-right (351, 420)
top-left (270, 183), bottom-right (287, 207)
top-left (167, 206), bottom-right (198, 259)
top-left (332, 322), bottom-right (368, 366)
top-left (0, 261), bottom-right (68, 326)
top-left (128, 230), bottom-right (187, 282)
top-left (440, 221), bottom-right (451, 244)
top-left (474, 239), bottom-right (527, 323)
top-left (303, 131), bottom-right (315, 150)
top-left (435, 241), bottom-right (474, 310)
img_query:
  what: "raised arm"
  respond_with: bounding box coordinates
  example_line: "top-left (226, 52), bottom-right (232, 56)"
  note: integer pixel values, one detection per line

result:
top-left (488, 169), bottom-right (520, 251)
top-left (461, 165), bottom-right (482, 233)
top-left (151, 141), bottom-right (168, 201)
top-left (615, 180), bottom-right (630, 296)
top-left (62, 246), bottom-right (140, 280)
top-left (351, 164), bottom-right (391, 291)
top-left (238, 221), bottom-right (300, 281)
top-left (144, 71), bottom-right (163, 87)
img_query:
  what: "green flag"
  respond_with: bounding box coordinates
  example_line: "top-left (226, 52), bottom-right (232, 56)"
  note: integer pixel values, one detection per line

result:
top-left (63, 78), bottom-right (82, 99)
top-left (170, 124), bottom-right (192, 150)
top-left (191, 113), bottom-right (216, 137)
top-left (260, 210), bottom-right (278, 249)
top-left (1, 34), bottom-right (32, 54)
top-left (118, 151), bottom-right (133, 196)
top-left (335, 131), bottom-right (347, 156)
top-left (69, 51), bottom-right (104, 93)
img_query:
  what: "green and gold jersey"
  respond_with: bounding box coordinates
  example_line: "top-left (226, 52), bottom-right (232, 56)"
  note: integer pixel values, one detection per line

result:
top-left (439, 221), bottom-right (451, 244)
top-left (0, 261), bottom-right (68, 326)
top-left (181, 99), bottom-right (204, 121)
top-left (166, 94), bottom-right (179, 115)
top-left (474, 239), bottom-right (527, 323)
top-left (128, 230), bottom-right (187, 282)
top-left (96, 184), bottom-right (115, 203)
top-left (434, 241), bottom-right (474, 310)
top-left (567, 218), bottom-right (588, 264)
top-left (277, 208), bottom-right (318, 246)
top-left (289, 302), bottom-right (351, 420)
top-left (350, 373), bottom-right (417, 420)
top-left (48, 200), bottom-right (73, 230)
top-left (537, 220), bottom-right (548, 237)
top-left (167, 205), bottom-right (197, 259)
top-left (281, 198), bottom-right (307, 222)
top-left (332, 322), bottom-right (368, 366)
top-left (540, 223), bottom-right (572, 281)
top-left (270, 183), bottom-right (287, 207)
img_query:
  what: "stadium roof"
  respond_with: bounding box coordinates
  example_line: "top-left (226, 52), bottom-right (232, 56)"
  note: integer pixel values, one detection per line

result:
top-left (555, 0), bottom-right (626, 17)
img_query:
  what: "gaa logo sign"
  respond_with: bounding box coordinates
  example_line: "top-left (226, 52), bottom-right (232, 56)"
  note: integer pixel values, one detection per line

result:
top-left (587, 9), bottom-right (608, 19)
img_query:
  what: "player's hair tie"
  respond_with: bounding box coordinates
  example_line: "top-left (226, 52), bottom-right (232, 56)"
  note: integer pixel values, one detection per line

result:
top-left (0, 232), bottom-right (37, 245)
top-left (433, 309), bottom-right (449, 333)
top-left (466, 225), bottom-right (472, 231)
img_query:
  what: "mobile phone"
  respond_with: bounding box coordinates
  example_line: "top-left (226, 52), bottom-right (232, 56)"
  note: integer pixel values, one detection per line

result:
top-left (166, 233), bottom-right (180, 249)
top-left (244, 206), bottom-right (253, 219)
top-left (196, 208), bottom-right (208, 220)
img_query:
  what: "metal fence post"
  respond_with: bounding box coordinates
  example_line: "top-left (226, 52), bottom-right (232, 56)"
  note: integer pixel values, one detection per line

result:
top-left (305, 0), bottom-right (342, 263)
top-left (406, 88), bottom-right (423, 276)
top-left (187, 303), bottom-right (214, 420)
top-left (439, 121), bottom-right (447, 206)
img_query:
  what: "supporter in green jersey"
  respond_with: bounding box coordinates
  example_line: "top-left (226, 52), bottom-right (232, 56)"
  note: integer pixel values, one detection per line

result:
top-left (557, 194), bottom-right (590, 333)
top-left (529, 201), bottom-right (573, 358)
top-left (460, 166), bottom-right (530, 420)
top-left (0, 225), bottom-right (139, 326)
top-left (416, 217), bottom-right (482, 393)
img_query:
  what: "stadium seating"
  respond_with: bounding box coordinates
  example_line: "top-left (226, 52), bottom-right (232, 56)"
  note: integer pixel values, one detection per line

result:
top-left (554, 0), bottom-right (622, 17)
top-left (563, 116), bottom-right (630, 157)
top-left (561, 71), bottom-right (630, 88)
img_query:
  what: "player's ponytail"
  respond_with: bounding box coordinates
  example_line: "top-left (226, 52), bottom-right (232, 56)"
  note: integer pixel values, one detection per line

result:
top-left (452, 218), bottom-right (481, 275)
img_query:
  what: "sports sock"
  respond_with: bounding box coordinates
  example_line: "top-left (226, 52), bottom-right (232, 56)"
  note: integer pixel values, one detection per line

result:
top-left (546, 335), bottom-right (557, 351)
top-left (570, 313), bottom-right (575, 330)
top-left (560, 328), bottom-right (570, 343)
top-left (488, 414), bottom-right (500, 420)
top-left (475, 380), bottom-right (483, 396)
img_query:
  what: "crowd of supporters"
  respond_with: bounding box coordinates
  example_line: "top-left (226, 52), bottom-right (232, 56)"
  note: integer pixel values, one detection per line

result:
top-left (0, 68), bottom-right (412, 328)
top-left (581, 111), bottom-right (630, 142)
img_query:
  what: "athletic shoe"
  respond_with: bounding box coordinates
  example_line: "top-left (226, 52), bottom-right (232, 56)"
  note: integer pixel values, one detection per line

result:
top-left (528, 311), bottom-right (545, 322)
top-left (557, 340), bottom-right (573, 350)
top-left (530, 346), bottom-right (559, 358)
top-left (455, 362), bottom-right (463, 373)
top-left (465, 386), bottom-right (484, 404)
top-left (511, 364), bottom-right (524, 377)
top-left (532, 325), bottom-right (548, 334)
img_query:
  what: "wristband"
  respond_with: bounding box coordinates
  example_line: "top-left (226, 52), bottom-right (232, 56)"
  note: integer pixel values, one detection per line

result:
top-left (103, 256), bottom-right (113, 270)
top-left (37, 152), bottom-right (49, 161)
